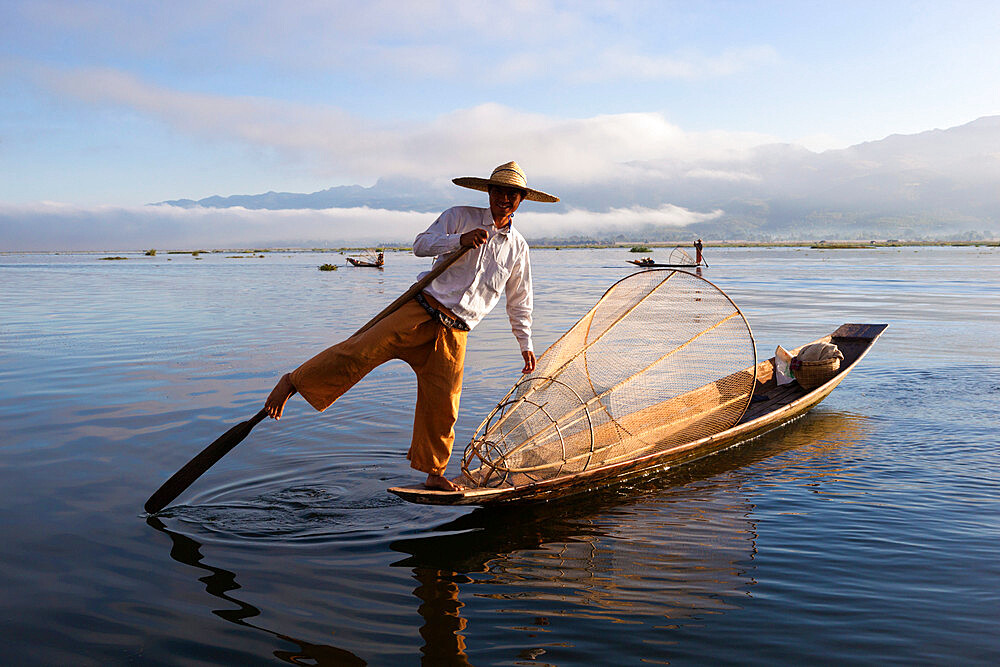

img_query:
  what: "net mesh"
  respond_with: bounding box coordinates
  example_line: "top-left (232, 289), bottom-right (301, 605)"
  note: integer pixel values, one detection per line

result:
top-left (669, 246), bottom-right (695, 265)
top-left (461, 270), bottom-right (756, 488)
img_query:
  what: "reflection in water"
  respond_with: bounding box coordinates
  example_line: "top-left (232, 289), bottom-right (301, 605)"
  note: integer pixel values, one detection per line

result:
top-left (147, 411), bottom-right (869, 665)
top-left (392, 489), bottom-right (755, 664)
top-left (391, 410), bottom-right (871, 663)
top-left (412, 569), bottom-right (474, 666)
top-left (145, 517), bottom-right (366, 666)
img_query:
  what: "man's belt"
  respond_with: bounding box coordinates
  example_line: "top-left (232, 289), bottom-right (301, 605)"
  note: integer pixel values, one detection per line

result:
top-left (414, 292), bottom-right (470, 331)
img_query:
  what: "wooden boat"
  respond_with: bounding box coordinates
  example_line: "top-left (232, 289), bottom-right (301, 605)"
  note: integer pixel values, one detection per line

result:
top-left (388, 323), bottom-right (887, 506)
top-left (347, 256), bottom-right (384, 268)
top-left (629, 246), bottom-right (703, 268)
top-left (347, 249), bottom-right (384, 268)
top-left (628, 260), bottom-right (701, 268)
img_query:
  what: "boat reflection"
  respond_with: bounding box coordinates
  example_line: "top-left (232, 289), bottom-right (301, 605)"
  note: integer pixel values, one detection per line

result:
top-left (390, 410), bottom-right (871, 663)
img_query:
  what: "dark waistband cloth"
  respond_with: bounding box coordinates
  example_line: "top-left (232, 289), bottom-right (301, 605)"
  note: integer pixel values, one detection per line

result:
top-left (415, 292), bottom-right (470, 331)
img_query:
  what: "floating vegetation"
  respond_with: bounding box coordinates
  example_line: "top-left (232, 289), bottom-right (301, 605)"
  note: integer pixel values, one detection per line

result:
top-left (145, 249), bottom-right (156, 256)
top-left (318, 264), bottom-right (338, 271)
top-left (99, 256), bottom-right (128, 260)
top-left (629, 245), bottom-right (651, 253)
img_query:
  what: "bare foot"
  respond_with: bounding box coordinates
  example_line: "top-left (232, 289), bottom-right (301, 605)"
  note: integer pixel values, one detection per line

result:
top-left (264, 373), bottom-right (297, 419)
top-left (424, 474), bottom-right (464, 492)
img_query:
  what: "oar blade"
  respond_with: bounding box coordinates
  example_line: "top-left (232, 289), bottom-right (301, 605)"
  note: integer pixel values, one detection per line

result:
top-left (144, 409), bottom-right (267, 514)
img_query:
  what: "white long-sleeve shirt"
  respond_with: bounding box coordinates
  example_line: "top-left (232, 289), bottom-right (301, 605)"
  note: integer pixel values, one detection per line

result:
top-left (413, 206), bottom-right (533, 352)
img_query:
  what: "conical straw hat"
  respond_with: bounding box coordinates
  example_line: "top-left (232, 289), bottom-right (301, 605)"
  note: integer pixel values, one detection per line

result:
top-left (453, 161), bottom-right (559, 203)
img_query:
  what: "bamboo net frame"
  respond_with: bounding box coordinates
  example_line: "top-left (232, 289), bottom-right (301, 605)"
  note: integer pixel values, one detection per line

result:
top-left (461, 269), bottom-right (756, 488)
top-left (348, 248), bottom-right (383, 264)
top-left (669, 246), bottom-right (696, 265)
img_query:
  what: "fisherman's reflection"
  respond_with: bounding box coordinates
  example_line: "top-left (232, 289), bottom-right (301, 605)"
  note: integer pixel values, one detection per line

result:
top-left (412, 568), bottom-right (472, 666)
top-left (392, 508), bottom-right (555, 666)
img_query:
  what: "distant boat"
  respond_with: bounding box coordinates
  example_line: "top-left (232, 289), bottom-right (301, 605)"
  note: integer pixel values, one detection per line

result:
top-left (346, 250), bottom-right (384, 268)
top-left (628, 259), bottom-right (700, 268)
top-left (628, 245), bottom-right (703, 268)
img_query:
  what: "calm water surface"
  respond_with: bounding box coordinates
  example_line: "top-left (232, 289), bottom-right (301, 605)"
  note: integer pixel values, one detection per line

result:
top-left (1, 246), bottom-right (998, 665)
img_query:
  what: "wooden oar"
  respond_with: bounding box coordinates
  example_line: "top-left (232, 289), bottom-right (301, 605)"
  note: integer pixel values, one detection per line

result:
top-left (144, 244), bottom-right (474, 514)
top-left (351, 244), bottom-right (472, 337)
top-left (144, 408), bottom-right (268, 514)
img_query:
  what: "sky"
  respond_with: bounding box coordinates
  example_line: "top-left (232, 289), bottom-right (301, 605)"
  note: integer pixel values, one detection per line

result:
top-left (2, 1), bottom-right (1000, 248)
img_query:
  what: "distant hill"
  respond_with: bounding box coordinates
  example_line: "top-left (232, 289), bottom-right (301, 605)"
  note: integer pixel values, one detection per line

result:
top-left (160, 175), bottom-right (455, 213)
top-left (158, 116), bottom-right (1000, 241)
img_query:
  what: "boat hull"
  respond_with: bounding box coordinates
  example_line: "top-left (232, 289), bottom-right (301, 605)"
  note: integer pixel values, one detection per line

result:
top-left (628, 261), bottom-right (702, 268)
top-left (347, 257), bottom-right (383, 267)
top-left (388, 323), bottom-right (887, 506)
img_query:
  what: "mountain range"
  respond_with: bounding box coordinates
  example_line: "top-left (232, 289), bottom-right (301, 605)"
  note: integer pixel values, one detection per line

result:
top-left (160, 116), bottom-right (1000, 242)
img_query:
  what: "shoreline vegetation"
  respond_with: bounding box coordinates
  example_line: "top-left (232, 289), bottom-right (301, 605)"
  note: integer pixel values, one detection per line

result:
top-left (3, 240), bottom-right (999, 255)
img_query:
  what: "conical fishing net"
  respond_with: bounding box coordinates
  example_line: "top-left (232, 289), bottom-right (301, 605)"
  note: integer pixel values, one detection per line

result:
top-left (461, 270), bottom-right (756, 488)
top-left (669, 246), bottom-right (695, 265)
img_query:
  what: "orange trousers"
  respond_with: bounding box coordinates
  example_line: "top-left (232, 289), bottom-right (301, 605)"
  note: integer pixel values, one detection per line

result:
top-left (289, 299), bottom-right (468, 476)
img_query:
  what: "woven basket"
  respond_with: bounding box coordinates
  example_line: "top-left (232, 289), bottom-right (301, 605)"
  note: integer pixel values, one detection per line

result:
top-left (793, 357), bottom-right (841, 389)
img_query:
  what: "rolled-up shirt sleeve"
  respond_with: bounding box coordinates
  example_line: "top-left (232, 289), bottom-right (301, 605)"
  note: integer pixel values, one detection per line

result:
top-left (505, 252), bottom-right (533, 352)
top-left (413, 209), bottom-right (464, 257)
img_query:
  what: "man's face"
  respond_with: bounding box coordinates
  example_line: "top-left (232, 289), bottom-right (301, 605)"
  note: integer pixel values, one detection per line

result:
top-left (488, 185), bottom-right (525, 225)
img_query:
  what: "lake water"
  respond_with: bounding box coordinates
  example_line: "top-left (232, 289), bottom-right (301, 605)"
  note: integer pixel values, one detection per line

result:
top-left (1, 245), bottom-right (998, 665)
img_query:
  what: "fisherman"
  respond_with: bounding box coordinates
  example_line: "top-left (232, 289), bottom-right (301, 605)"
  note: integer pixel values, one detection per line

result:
top-left (694, 239), bottom-right (704, 265)
top-left (263, 162), bottom-right (559, 491)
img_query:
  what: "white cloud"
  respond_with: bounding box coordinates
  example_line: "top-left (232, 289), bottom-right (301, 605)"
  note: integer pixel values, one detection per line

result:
top-left (683, 168), bottom-right (761, 182)
top-left (0, 202), bottom-right (432, 250)
top-left (793, 133), bottom-right (849, 152)
top-left (528, 205), bottom-right (723, 237)
top-left (39, 66), bottom-right (357, 150)
top-left (0, 201), bottom-right (723, 251)
top-left (36, 65), bottom-right (778, 188)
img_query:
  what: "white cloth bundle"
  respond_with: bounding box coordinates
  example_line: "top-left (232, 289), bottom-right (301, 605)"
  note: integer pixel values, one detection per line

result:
top-left (796, 342), bottom-right (844, 363)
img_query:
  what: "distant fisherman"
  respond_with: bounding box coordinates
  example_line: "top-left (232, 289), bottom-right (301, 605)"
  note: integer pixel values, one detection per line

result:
top-left (694, 238), bottom-right (704, 265)
top-left (264, 162), bottom-right (559, 491)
